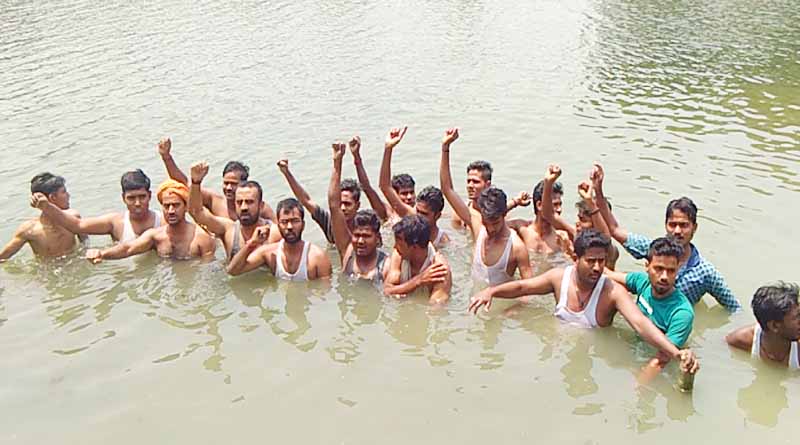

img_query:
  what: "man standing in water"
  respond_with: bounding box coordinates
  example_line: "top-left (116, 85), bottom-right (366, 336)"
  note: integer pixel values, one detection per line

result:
top-left (227, 198), bottom-right (332, 281)
top-left (592, 163), bottom-right (741, 311)
top-left (439, 128), bottom-right (533, 285)
top-left (505, 167), bottom-right (572, 255)
top-left (1, 173), bottom-right (83, 261)
top-left (384, 215), bottom-right (451, 304)
top-left (468, 229), bottom-right (699, 376)
top-left (329, 142), bottom-right (388, 284)
top-left (31, 169), bottom-right (162, 243)
top-left (188, 161), bottom-right (274, 260)
top-left (158, 137), bottom-right (276, 222)
top-left (83, 180), bottom-right (216, 262)
top-left (277, 158), bottom-right (362, 244)
top-left (379, 127), bottom-right (450, 247)
top-left (726, 282), bottom-right (800, 369)
top-left (538, 165), bottom-right (618, 268)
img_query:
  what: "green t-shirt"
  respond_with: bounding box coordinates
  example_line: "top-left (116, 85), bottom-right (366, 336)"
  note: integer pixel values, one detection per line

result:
top-left (625, 272), bottom-right (695, 347)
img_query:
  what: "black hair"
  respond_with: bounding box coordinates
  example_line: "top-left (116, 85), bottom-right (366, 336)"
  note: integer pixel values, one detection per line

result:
top-left (477, 187), bottom-right (507, 220)
top-left (752, 282), bottom-right (800, 330)
top-left (573, 229), bottom-right (611, 257)
top-left (30, 173), bottom-right (66, 195)
top-left (647, 236), bottom-right (684, 261)
top-left (276, 197), bottom-right (304, 219)
top-left (340, 178), bottom-right (362, 202)
top-left (467, 160), bottom-right (493, 181)
top-left (238, 180), bottom-right (263, 202)
top-left (223, 161), bottom-right (250, 180)
top-left (120, 169), bottom-right (151, 193)
top-left (416, 186), bottom-right (445, 213)
top-left (352, 209), bottom-right (381, 234)
top-left (532, 179), bottom-right (563, 215)
top-left (665, 197), bottom-right (697, 224)
top-left (393, 215), bottom-right (430, 248)
top-left (391, 173), bottom-right (415, 191)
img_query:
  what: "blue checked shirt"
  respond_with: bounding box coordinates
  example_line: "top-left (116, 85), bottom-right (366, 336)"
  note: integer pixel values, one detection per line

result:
top-left (622, 232), bottom-right (741, 312)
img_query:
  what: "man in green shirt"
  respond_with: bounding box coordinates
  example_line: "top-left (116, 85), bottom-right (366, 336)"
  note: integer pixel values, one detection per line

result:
top-left (605, 236), bottom-right (695, 377)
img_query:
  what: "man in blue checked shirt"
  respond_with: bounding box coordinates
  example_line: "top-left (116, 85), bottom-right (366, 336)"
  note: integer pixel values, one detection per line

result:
top-left (590, 163), bottom-right (741, 312)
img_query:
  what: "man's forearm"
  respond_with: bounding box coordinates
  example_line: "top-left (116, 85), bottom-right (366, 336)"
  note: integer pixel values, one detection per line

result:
top-left (384, 275), bottom-right (423, 296)
top-left (281, 170), bottom-right (317, 213)
top-left (353, 155), bottom-right (389, 221)
top-left (161, 154), bottom-right (189, 185)
top-left (227, 243), bottom-right (257, 275)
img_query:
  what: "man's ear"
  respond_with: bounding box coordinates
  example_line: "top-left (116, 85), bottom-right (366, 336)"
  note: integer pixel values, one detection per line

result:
top-left (766, 319), bottom-right (782, 334)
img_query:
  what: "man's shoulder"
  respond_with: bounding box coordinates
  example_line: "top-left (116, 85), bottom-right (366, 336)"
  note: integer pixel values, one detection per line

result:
top-left (16, 218), bottom-right (39, 237)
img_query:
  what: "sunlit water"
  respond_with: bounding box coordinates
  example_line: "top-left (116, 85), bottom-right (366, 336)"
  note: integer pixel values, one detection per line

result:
top-left (1, 0), bottom-right (798, 443)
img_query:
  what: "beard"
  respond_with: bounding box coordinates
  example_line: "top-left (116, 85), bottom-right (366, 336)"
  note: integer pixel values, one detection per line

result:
top-left (281, 230), bottom-right (301, 244)
top-left (239, 212), bottom-right (257, 226)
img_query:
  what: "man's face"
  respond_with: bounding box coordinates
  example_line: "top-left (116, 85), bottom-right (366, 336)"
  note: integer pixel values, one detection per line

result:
top-left (222, 171), bottom-right (244, 201)
top-left (397, 186), bottom-right (416, 207)
top-left (394, 236), bottom-right (424, 259)
top-left (466, 170), bottom-right (490, 202)
top-left (481, 214), bottom-right (505, 237)
top-left (665, 209), bottom-right (696, 248)
top-left (575, 211), bottom-right (593, 232)
top-left (278, 207), bottom-right (304, 244)
top-left (415, 201), bottom-right (440, 228)
top-left (773, 305), bottom-right (800, 341)
top-left (646, 255), bottom-right (679, 297)
top-left (235, 186), bottom-right (261, 226)
top-left (122, 189), bottom-right (151, 218)
top-left (575, 247), bottom-right (606, 285)
top-left (341, 191), bottom-right (360, 221)
top-left (161, 194), bottom-right (186, 226)
top-left (351, 225), bottom-right (379, 257)
top-left (535, 193), bottom-right (563, 216)
top-left (49, 186), bottom-right (70, 210)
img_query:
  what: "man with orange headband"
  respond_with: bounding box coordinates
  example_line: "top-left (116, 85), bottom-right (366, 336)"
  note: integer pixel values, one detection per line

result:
top-left (85, 179), bottom-right (216, 262)
top-left (157, 137), bottom-right (276, 223)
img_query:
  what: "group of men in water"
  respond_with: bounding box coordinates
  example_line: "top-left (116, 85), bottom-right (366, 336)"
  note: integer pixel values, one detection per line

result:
top-left (2, 128), bottom-right (799, 376)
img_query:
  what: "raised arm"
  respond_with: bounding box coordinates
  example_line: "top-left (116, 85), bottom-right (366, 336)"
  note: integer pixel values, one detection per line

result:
top-left (540, 165), bottom-right (577, 239)
top-left (468, 269), bottom-right (560, 314)
top-left (378, 127), bottom-right (414, 217)
top-left (611, 283), bottom-right (699, 373)
top-left (0, 222), bottom-right (31, 261)
top-left (506, 191), bottom-right (531, 213)
top-left (188, 161), bottom-right (230, 236)
top-left (277, 159), bottom-right (319, 215)
top-left (158, 138), bottom-right (188, 185)
top-left (349, 136), bottom-right (391, 222)
top-left (31, 193), bottom-right (115, 236)
top-left (591, 163), bottom-right (628, 245)
top-left (328, 142), bottom-right (352, 260)
top-left (439, 128), bottom-right (478, 236)
top-left (86, 229), bottom-right (157, 262)
top-left (226, 226), bottom-right (271, 275)
top-left (577, 180), bottom-right (612, 239)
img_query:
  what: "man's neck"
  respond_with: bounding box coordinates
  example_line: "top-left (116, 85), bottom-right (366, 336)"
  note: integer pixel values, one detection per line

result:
top-left (534, 216), bottom-right (552, 235)
top-left (486, 224), bottom-right (510, 241)
top-left (166, 220), bottom-right (191, 237)
top-left (129, 209), bottom-right (151, 222)
top-left (405, 248), bottom-right (428, 270)
top-left (356, 249), bottom-right (378, 265)
top-left (283, 239), bottom-right (305, 255)
top-left (39, 213), bottom-right (59, 227)
top-left (761, 330), bottom-right (793, 361)
top-left (680, 243), bottom-right (692, 265)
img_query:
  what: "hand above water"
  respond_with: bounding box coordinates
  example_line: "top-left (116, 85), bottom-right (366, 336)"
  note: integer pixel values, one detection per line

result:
top-left (157, 137), bottom-right (172, 158)
top-left (385, 126), bottom-right (408, 150)
top-left (29, 192), bottom-right (49, 210)
top-left (545, 164), bottom-right (561, 183)
top-left (190, 161), bottom-right (209, 184)
top-left (277, 159), bottom-right (290, 175)
top-left (347, 136), bottom-right (361, 158)
top-left (86, 249), bottom-right (103, 264)
top-left (442, 127), bottom-right (459, 147)
top-left (332, 142), bottom-right (346, 162)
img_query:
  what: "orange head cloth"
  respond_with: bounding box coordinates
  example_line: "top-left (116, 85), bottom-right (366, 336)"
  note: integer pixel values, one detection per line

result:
top-left (156, 179), bottom-right (190, 205)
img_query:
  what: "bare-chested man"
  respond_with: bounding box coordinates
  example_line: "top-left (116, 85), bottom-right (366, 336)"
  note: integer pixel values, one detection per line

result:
top-left (277, 158), bottom-right (361, 245)
top-left (538, 164), bottom-right (619, 268)
top-left (31, 169), bottom-right (162, 243)
top-left (329, 142), bottom-right (389, 285)
top-left (506, 166), bottom-right (572, 255)
top-left (439, 128), bottom-right (532, 285)
top-left (379, 126), bottom-right (450, 247)
top-left (469, 229), bottom-right (699, 377)
top-left (188, 161), bottom-right (275, 260)
top-left (384, 215), bottom-right (452, 305)
top-left (158, 137), bottom-right (275, 223)
top-left (227, 198), bottom-right (332, 281)
top-left (1, 173), bottom-right (82, 261)
top-left (726, 282), bottom-right (800, 369)
top-left (84, 180), bottom-right (216, 262)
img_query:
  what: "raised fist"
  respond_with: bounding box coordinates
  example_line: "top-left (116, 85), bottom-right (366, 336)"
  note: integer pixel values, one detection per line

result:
top-left (545, 164), bottom-right (562, 182)
top-left (442, 127), bottom-right (459, 146)
top-left (190, 161), bottom-right (209, 184)
top-left (332, 142), bottom-right (346, 161)
top-left (157, 138), bottom-right (172, 157)
top-left (577, 180), bottom-right (593, 202)
top-left (30, 192), bottom-right (49, 210)
top-left (348, 136), bottom-right (361, 156)
top-left (385, 126), bottom-right (408, 150)
top-left (276, 159), bottom-right (290, 174)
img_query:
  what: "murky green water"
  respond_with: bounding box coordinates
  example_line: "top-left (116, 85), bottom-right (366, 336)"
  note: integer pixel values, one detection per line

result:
top-left (1, 0), bottom-right (798, 443)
